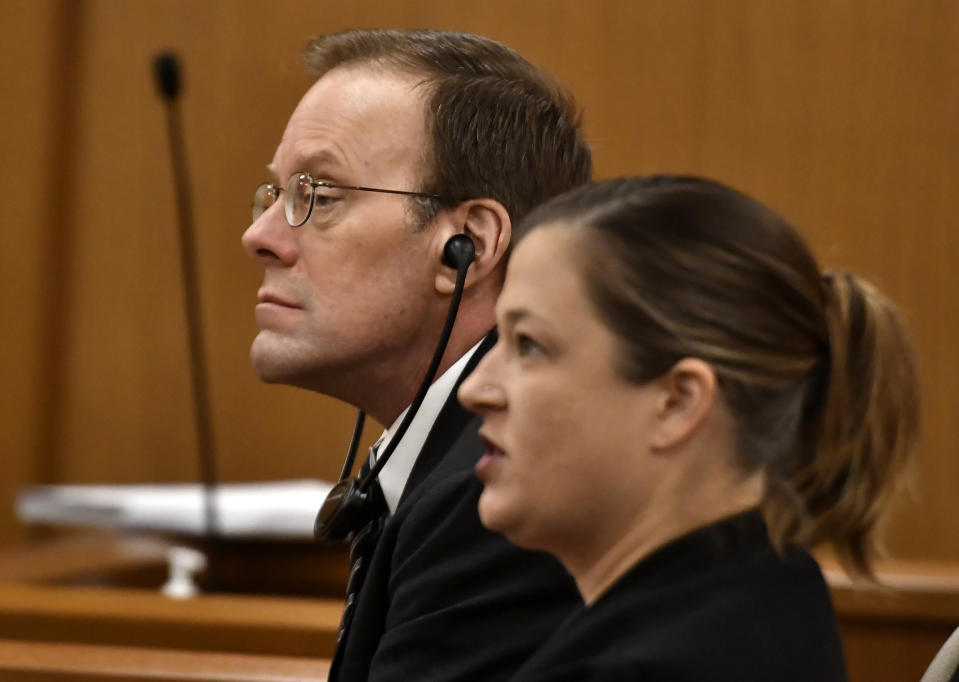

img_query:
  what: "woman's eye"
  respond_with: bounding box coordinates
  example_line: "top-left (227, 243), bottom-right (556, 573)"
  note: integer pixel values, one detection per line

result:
top-left (516, 334), bottom-right (542, 357)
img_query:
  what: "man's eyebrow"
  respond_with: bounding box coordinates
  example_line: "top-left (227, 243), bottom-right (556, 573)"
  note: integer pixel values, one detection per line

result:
top-left (264, 152), bottom-right (350, 187)
top-left (271, 150), bottom-right (348, 180)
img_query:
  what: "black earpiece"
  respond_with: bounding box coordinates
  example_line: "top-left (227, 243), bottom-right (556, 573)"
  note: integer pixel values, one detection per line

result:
top-left (443, 234), bottom-right (475, 270)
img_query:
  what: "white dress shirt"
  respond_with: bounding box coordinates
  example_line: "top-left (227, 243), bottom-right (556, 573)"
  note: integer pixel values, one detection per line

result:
top-left (372, 339), bottom-right (483, 514)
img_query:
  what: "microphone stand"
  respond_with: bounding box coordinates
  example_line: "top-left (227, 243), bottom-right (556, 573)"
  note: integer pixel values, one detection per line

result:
top-left (154, 52), bottom-right (220, 543)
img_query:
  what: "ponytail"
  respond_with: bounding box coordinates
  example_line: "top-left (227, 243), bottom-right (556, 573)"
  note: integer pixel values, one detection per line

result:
top-left (780, 270), bottom-right (920, 577)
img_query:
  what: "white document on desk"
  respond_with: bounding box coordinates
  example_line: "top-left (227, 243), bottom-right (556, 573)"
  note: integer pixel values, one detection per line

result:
top-left (16, 480), bottom-right (333, 540)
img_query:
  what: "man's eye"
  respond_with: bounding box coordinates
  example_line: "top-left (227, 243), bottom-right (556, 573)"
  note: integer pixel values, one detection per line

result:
top-left (313, 190), bottom-right (340, 207)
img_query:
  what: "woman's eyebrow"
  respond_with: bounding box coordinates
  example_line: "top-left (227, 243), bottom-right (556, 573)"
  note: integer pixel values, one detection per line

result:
top-left (499, 307), bottom-right (530, 327)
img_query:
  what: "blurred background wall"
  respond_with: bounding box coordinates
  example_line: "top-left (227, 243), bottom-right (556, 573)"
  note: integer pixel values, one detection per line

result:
top-left (1, 0), bottom-right (956, 561)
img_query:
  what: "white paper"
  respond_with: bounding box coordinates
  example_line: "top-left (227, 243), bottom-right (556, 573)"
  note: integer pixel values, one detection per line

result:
top-left (16, 480), bottom-right (333, 540)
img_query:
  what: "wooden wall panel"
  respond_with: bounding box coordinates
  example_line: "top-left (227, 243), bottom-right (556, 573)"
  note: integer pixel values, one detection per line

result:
top-left (3, 1), bottom-right (957, 568)
top-left (1, 0), bottom-right (73, 542)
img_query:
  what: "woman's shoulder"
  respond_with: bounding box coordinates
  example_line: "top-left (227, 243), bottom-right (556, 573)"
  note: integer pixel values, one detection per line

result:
top-left (510, 514), bottom-right (847, 681)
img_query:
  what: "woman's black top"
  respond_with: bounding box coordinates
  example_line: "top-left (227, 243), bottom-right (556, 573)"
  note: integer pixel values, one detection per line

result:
top-left (509, 510), bottom-right (847, 681)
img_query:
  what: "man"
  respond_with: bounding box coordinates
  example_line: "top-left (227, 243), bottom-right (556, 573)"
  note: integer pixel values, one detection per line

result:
top-left (242, 29), bottom-right (592, 681)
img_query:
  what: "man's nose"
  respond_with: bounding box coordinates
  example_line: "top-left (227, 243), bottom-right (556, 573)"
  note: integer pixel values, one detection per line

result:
top-left (241, 203), bottom-right (297, 266)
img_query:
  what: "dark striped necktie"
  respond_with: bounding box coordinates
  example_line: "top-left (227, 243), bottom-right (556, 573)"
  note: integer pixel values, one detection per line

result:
top-left (329, 445), bottom-right (388, 678)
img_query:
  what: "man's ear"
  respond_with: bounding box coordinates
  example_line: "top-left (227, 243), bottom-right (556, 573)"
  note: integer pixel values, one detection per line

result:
top-left (649, 358), bottom-right (717, 452)
top-left (434, 198), bottom-right (511, 295)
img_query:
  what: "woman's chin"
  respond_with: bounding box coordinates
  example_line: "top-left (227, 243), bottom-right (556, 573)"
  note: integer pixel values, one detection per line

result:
top-left (478, 489), bottom-right (515, 534)
top-left (477, 489), bottom-right (536, 549)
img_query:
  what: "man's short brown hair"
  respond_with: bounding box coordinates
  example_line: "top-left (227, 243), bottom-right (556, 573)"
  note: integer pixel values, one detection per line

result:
top-left (303, 29), bottom-right (592, 225)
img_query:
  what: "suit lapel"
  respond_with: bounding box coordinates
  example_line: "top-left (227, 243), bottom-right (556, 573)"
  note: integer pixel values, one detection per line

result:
top-left (399, 330), bottom-right (497, 505)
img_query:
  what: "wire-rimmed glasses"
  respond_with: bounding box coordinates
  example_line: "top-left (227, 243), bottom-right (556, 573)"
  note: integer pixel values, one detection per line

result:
top-left (252, 172), bottom-right (449, 227)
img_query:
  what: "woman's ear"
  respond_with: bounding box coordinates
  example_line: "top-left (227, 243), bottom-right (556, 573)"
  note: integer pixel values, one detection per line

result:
top-left (434, 198), bottom-right (511, 295)
top-left (649, 358), bottom-right (717, 452)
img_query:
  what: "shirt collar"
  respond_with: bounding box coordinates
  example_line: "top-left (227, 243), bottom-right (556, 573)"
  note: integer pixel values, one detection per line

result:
top-left (374, 339), bottom-right (484, 514)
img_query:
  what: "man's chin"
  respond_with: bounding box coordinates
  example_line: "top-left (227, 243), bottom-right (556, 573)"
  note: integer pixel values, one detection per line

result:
top-left (250, 357), bottom-right (288, 384)
top-left (249, 335), bottom-right (302, 384)
top-left (248, 334), bottom-right (338, 392)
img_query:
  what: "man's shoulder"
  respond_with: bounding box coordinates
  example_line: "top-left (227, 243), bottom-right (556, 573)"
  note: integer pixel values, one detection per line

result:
top-left (369, 421), bottom-right (578, 681)
top-left (347, 331), bottom-right (580, 681)
top-left (388, 409), bottom-right (487, 552)
top-left (408, 411), bottom-right (485, 496)
top-left (346, 373), bottom-right (578, 680)
top-left (397, 333), bottom-right (494, 506)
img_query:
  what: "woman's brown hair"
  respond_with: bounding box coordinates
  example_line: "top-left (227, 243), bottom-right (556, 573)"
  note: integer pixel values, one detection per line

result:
top-left (517, 176), bottom-right (920, 577)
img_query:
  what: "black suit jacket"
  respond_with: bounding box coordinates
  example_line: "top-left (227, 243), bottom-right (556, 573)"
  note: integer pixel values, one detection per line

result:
top-left (508, 511), bottom-right (848, 682)
top-left (331, 333), bottom-right (580, 682)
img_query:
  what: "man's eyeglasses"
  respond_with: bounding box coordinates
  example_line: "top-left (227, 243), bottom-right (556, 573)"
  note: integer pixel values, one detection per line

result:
top-left (252, 172), bottom-right (449, 227)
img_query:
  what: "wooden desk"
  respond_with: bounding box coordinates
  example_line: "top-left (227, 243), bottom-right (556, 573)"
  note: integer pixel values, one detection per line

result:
top-left (0, 583), bottom-right (342, 657)
top-left (0, 533), bottom-right (171, 585)
top-left (0, 531), bottom-right (345, 664)
top-left (0, 532), bottom-right (349, 598)
top-left (0, 533), bottom-right (341, 679)
top-left (0, 639), bottom-right (329, 682)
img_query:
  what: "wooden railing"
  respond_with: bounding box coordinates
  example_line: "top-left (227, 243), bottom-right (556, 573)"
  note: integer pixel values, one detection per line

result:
top-left (821, 556), bottom-right (959, 682)
top-left (1, 534), bottom-right (958, 682)
top-left (0, 639), bottom-right (330, 682)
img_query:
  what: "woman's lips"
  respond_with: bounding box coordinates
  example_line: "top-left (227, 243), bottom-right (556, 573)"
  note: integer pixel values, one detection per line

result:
top-left (480, 434), bottom-right (505, 457)
top-left (475, 434), bottom-right (506, 480)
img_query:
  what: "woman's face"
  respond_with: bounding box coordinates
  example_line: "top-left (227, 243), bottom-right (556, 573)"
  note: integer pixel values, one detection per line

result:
top-left (459, 225), bottom-right (664, 563)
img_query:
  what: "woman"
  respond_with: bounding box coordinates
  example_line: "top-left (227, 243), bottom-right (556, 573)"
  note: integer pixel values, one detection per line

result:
top-left (458, 176), bottom-right (919, 681)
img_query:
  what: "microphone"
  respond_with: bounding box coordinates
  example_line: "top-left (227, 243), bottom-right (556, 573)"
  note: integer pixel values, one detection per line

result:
top-left (153, 51), bottom-right (220, 540)
top-left (154, 53), bottom-right (181, 100)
